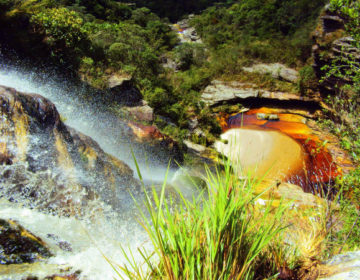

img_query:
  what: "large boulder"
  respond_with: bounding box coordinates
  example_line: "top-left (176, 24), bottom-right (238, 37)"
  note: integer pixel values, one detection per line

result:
top-left (0, 85), bottom-right (140, 215)
top-left (0, 218), bottom-right (80, 279)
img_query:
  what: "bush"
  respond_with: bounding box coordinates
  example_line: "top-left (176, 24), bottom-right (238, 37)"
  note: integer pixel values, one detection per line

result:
top-left (298, 65), bottom-right (317, 94)
top-left (30, 7), bottom-right (88, 49)
top-left (174, 43), bottom-right (208, 71)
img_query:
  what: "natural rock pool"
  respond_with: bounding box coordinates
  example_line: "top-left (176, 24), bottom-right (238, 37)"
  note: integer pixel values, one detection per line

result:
top-left (216, 107), bottom-right (352, 192)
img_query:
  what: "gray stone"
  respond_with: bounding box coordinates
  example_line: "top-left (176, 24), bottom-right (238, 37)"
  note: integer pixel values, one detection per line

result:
top-left (242, 63), bottom-right (299, 83)
top-left (127, 104), bottom-right (154, 122)
top-left (332, 37), bottom-right (360, 61)
top-left (161, 56), bottom-right (179, 71)
top-left (188, 117), bottom-right (199, 130)
top-left (201, 80), bottom-right (306, 106)
top-left (183, 140), bottom-right (206, 154)
top-left (201, 80), bottom-right (259, 106)
top-left (320, 251), bottom-right (360, 280)
top-left (256, 113), bottom-right (267, 120)
top-left (256, 113), bottom-right (280, 121)
top-left (268, 114), bottom-right (280, 120)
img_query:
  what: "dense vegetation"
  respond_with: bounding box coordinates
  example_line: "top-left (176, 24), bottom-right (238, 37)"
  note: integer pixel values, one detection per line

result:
top-left (192, 0), bottom-right (327, 69)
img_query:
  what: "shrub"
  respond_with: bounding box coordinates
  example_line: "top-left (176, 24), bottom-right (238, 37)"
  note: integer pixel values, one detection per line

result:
top-left (131, 7), bottom-right (157, 27)
top-left (298, 65), bottom-right (317, 94)
top-left (174, 43), bottom-right (208, 71)
top-left (30, 7), bottom-right (88, 49)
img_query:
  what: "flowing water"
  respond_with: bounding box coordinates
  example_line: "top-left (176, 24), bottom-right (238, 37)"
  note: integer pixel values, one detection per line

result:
top-left (0, 60), bottom-right (177, 183)
top-left (0, 59), bottom-right (186, 279)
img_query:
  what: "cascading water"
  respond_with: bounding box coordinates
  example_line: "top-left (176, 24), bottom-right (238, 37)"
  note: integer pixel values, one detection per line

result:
top-left (0, 58), bottom-right (187, 279)
top-left (0, 60), bottom-right (177, 183)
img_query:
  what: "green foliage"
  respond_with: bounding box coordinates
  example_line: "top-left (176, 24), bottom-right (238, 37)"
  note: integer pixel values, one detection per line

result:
top-left (118, 163), bottom-right (289, 279)
top-left (326, 167), bottom-right (360, 252)
top-left (130, 7), bottom-right (157, 27)
top-left (30, 7), bottom-right (88, 49)
top-left (318, 0), bottom-right (360, 253)
top-left (131, 0), bottom-right (221, 21)
top-left (329, 0), bottom-right (360, 22)
top-left (173, 43), bottom-right (208, 71)
top-left (320, 0), bottom-right (360, 160)
top-left (298, 65), bottom-right (317, 94)
top-left (191, 0), bottom-right (326, 66)
top-left (62, 0), bottom-right (134, 21)
top-left (335, 199), bottom-right (360, 251)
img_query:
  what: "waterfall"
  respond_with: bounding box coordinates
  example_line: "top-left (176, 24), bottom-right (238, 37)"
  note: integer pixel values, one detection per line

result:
top-left (0, 60), bottom-right (176, 183)
top-left (0, 59), bottom-right (183, 279)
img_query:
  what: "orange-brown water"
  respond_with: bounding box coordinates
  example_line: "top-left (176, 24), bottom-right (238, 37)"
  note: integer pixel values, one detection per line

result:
top-left (219, 108), bottom-right (341, 192)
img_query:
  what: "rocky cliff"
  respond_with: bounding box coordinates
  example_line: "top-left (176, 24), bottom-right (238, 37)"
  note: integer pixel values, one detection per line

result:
top-left (0, 85), bottom-right (140, 216)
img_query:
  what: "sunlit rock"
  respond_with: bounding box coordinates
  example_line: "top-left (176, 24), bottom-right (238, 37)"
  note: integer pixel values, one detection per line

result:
top-left (124, 101), bottom-right (154, 122)
top-left (107, 73), bottom-right (132, 89)
top-left (183, 140), bottom-right (206, 155)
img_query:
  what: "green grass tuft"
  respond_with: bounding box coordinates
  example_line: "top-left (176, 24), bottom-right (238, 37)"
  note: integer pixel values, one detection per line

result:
top-left (117, 161), bottom-right (289, 280)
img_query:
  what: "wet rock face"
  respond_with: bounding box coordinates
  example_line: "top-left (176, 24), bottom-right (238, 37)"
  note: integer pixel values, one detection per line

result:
top-left (0, 219), bottom-right (51, 264)
top-left (0, 85), bottom-right (140, 215)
